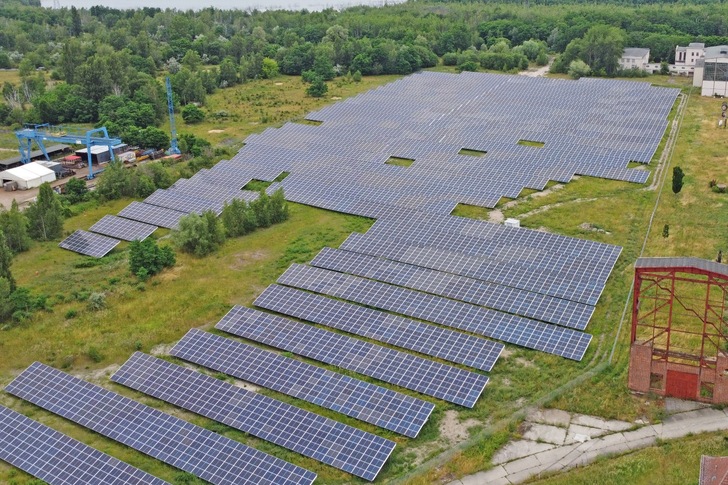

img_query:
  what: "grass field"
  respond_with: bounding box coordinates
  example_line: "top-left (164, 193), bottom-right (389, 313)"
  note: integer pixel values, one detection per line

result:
top-left (526, 432), bottom-right (728, 485)
top-left (0, 69), bottom-right (723, 485)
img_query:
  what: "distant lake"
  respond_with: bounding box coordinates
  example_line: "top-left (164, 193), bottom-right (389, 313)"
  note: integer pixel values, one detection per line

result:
top-left (42, 0), bottom-right (400, 11)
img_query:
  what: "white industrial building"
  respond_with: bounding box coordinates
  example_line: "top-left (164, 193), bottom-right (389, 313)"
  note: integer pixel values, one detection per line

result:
top-left (0, 162), bottom-right (56, 190)
top-left (620, 48), bottom-right (650, 71)
top-left (693, 46), bottom-right (728, 96)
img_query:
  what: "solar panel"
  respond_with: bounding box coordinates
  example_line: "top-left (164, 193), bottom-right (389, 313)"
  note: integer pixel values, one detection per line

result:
top-left (0, 404), bottom-right (170, 485)
top-left (254, 284), bottom-right (503, 371)
top-left (112, 353), bottom-right (395, 481)
top-left (58, 230), bottom-right (119, 258)
top-left (90, 215), bottom-right (157, 241)
top-left (171, 329), bottom-right (434, 438)
top-left (144, 189), bottom-right (223, 215)
top-left (310, 247), bottom-right (594, 330)
top-left (278, 264), bottom-right (592, 361)
top-left (118, 201), bottom-right (187, 229)
top-left (5, 362), bottom-right (317, 485)
top-left (216, 306), bottom-right (489, 407)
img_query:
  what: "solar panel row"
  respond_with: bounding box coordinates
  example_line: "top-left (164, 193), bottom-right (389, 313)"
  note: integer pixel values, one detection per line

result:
top-left (58, 230), bottom-right (119, 258)
top-left (89, 215), bottom-right (157, 242)
top-left (171, 329), bottom-right (434, 438)
top-left (112, 352), bottom-right (395, 481)
top-left (254, 284), bottom-right (503, 371)
top-left (310, 247), bottom-right (594, 330)
top-left (278, 264), bottom-right (592, 361)
top-left (0, 404), bottom-right (170, 485)
top-left (5, 362), bottom-right (317, 485)
top-left (216, 306), bottom-right (489, 407)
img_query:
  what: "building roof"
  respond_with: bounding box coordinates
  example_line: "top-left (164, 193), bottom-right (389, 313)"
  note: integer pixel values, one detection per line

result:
top-left (705, 45), bottom-right (728, 58)
top-left (635, 257), bottom-right (728, 279)
top-left (0, 162), bottom-right (55, 182)
top-left (0, 144), bottom-right (70, 167)
top-left (690, 42), bottom-right (706, 49)
top-left (700, 456), bottom-right (728, 485)
top-left (623, 48), bottom-right (650, 58)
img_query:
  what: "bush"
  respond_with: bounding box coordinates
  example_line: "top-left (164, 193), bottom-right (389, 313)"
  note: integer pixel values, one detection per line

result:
top-left (672, 166), bottom-right (684, 194)
top-left (222, 188), bottom-right (289, 238)
top-left (87, 347), bottom-right (104, 363)
top-left (568, 59), bottom-right (591, 79)
top-left (536, 52), bottom-right (549, 66)
top-left (64, 177), bottom-right (89, 204)
top-left (442, 53), bottom-right (458, 66)
top-left (26, 183), bottom-right (64, 241)
top-left (87, 292), bottom-right (106, 311)
top-left (128, 238), bottom-right (176, 279)
top-left (306, 76), bottom-right (328, 98)
top-left (221, 199), bottom-right (257, 237)
top-left (182, 104), bottom-right (205, 124)
top-left (662, 224), bottom-right (669, 238)
top-left (352, 70), bottom-right (362, 82)
top-left (457, 61), bottom-right (479, 72)
top-left (65, 309), bottom-right (78, 319)
top-left (173, 210), bottom-right (225, 256)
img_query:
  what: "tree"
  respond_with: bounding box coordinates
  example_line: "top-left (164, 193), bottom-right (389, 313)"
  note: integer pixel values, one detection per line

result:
top-left (182, 50), bottom-right (202, 71)
top-left (660, 61), bottom-right (670, 75)
top-left (182, 104), bottom-right (205, 124)
top-left (261, 58), bottom-right (279, 79)
top-left (0, 201), bottom-right (30, 254)
top-left (64, 178), bottom-right (88, 204)
top-left (352, 70), bottom-right (362, 82)
top-left (0, 230), bottom-right (15, 292)
top-left (578, 25), bottom-right (626, 76)
top-left (568, 60), bottom-right (591, 79)
top-left (221, 199), bottom-right (257, 237)
top-left (138, 127), bottom-right (170, 150)
top-left (306, 76), bottom-right (328, 97)
top-left (536, 52), bottom-right (549, 66)
top-left (173, 211), bottom-right (225, 256)
top-left (218, 58), bottom-right (238, 87)
top-left (268, 188), bottom-right (289, 224)
top-left (70, 6), bottom-right (82, 37)
top-left (672, 166), bottom-right (684, 194)
top-left (128, 238), bottom-right (175, 280)
top-left (26, 183), bottom-right (64, 241)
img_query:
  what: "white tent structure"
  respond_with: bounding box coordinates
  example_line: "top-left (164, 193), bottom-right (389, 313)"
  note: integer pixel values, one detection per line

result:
top-left (0, 162), bottom-right (56, 190)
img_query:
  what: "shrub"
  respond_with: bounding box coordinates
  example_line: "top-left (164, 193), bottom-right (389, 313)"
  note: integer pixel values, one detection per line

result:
top-left (352, 70), bottom-right (362, 82)
top-left (64, 178), bottom-right (89, 204)
top-left (26, 183), bottom-right (64, 241)
top-left (442, 53), bottom-right (458, 66)
top-left (173, 211), bottom-right (225, 256)
top-left (457, 60), bottom-right (479, 72)
top-left (87, 292), bottom-right (106, 311)
top-left (568, 59), bottom-right (591, 79)
top-left (662, 224), bottom-right (669, 238)
top-left (129, 238), bottom-right (175, 279)
top-left (64, 309), bottom-right (78, 319)
top-left (672, 166), bottom-right (684, 194)
top-left (182, 104), bottom-right (205, 124)
top-left (306, 76), bottom-right (328, 98)
top-left (87, 347), bottom-right (104, 363)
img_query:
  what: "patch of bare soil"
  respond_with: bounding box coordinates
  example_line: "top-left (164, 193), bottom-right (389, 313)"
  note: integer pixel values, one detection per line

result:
top-left (440, 409), bottom-right (481, 444)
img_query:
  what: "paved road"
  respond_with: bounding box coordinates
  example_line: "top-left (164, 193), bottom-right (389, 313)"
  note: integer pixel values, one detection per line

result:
top-left (448, 404), bottom-right (725, 485)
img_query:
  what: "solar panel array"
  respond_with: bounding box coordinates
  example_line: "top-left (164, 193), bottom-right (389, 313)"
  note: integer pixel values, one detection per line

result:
top-left (112, 352), bottom-right (395, 481)
top-left (311, 247), bottom-right (594, 330)
top-left (254, 284), bottom-right (503, 371)
top-left (5, 362), bottom-right (317, 485)
top-left (0, 404), bottom-right (170, 485)
top-left (171, 329), bottom-right (434, 438)
top-left (278, 264), bottom-right (592, 361)
top-left (228, 72), bottom-right (678, 217)
top-left (216, 306), bottom-right (488, 407)
top-left (89, 215), bottom-right (157, 241)
top-left (117, 202), bottom-right (187, 229)
top-left (58, 230), bottom-right (119, 258)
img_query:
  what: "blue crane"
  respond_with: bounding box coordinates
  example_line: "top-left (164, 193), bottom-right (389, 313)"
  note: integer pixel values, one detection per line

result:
top-left (166, 77), bottom-right (181, 155)
top-left (15, 124), bottom-right (122, 180)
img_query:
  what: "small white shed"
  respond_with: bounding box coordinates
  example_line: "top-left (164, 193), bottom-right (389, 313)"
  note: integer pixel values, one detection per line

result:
top-left (0, 162), bottom-right (57, 190)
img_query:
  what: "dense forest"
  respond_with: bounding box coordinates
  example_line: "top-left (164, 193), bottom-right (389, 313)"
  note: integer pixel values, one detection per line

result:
top-left (1, 0), bottom-right (728, 145)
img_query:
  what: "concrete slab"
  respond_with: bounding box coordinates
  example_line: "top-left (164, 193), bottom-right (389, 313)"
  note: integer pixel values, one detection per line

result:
top-left (522, 423), bottom-right (567, 445)
top-left (534, 445), bottom-right (575, 466)
top-left (526, 408), bottom-right (571, 427)
top-left (456, 466), bottom-right (508, 485)
top-left (503, 454), bottom-right (541, 475)
top-left (622, 425), bottom-right (657, 441)
top-left (571, 414), bottom-right (633, 432)
top-left (564, 432), bottom-right (591, 445)
top-left (625, 435), bottom-right (658, 450)
top-left (568, 423), bottom-right (609, 439)
top-left (493, 440), bottom-right (555, 465)
top-left (664, 397), bottom-right (710, 415)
